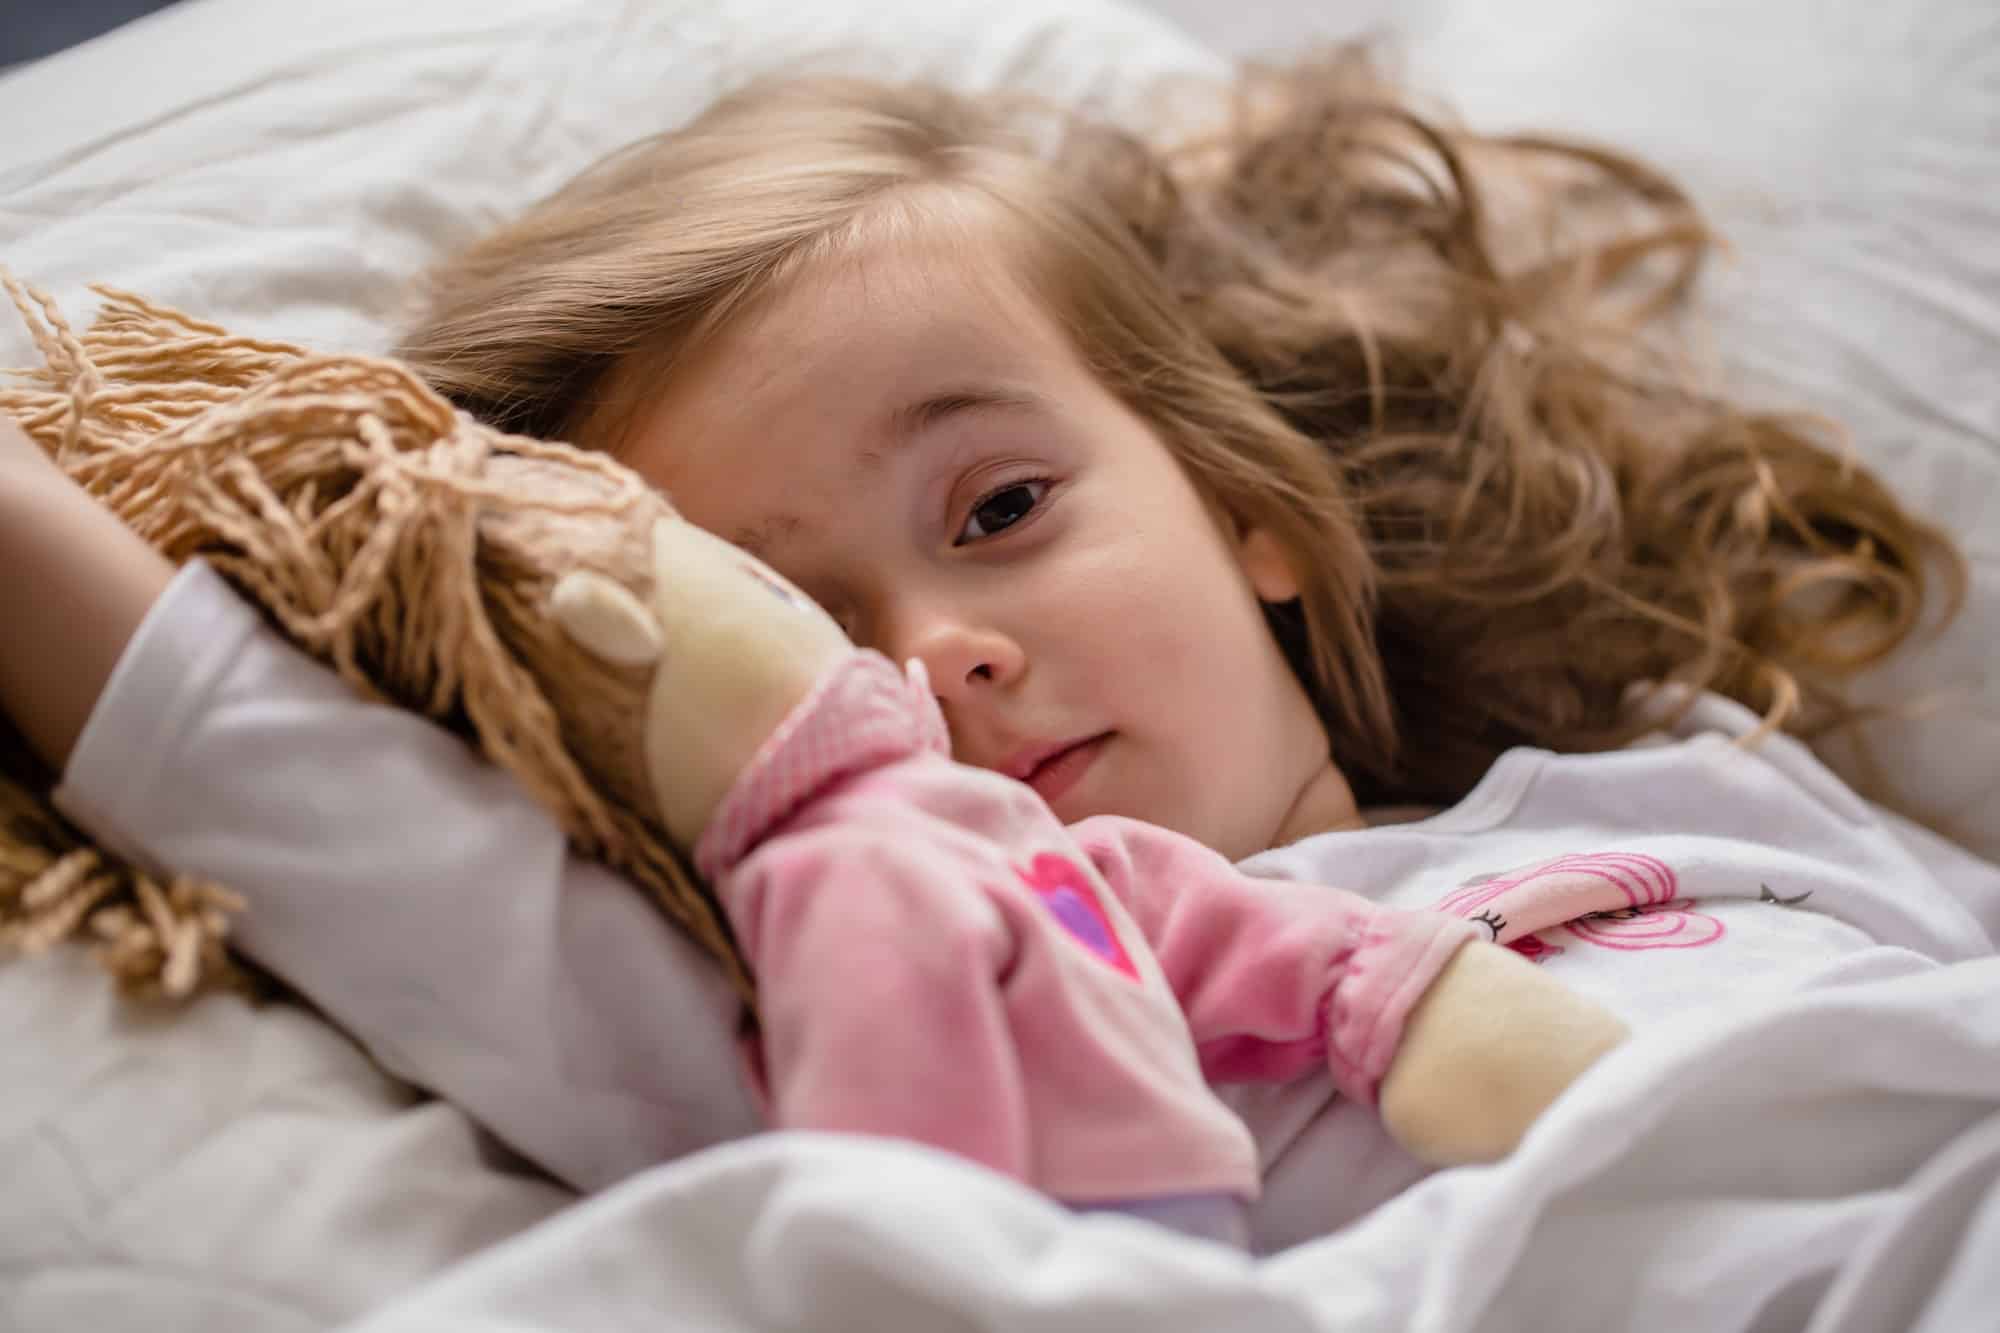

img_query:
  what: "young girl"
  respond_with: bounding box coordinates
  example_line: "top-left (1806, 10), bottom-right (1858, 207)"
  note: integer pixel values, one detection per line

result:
top-left (3, 50), bottom-right (1995, 1252)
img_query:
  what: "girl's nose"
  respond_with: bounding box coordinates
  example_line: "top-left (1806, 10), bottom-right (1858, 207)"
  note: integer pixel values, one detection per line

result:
top-left (890, 606), bottom-right (1024, 702)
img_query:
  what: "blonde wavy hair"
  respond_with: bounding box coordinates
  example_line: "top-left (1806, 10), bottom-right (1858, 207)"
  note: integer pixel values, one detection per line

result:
top-left (398, 47), bottom-right (1963, 807)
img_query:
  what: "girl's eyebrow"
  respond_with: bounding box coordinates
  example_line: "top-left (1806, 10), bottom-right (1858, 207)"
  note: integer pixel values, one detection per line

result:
top-left (861, 386), bottom-right (1042, 473)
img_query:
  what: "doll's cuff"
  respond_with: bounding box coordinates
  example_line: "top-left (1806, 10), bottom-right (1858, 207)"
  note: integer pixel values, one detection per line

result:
top-left (693, 650), bottom-right (949, 879)
top-left (1324, 908), bottom-right (1483, 1107)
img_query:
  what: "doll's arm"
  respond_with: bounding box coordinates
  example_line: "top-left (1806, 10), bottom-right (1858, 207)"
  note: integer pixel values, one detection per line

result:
top-left (721, 814), bottom-right (1030, 1179)
top-left (1075, 815), bottom-right (1626, 1164)
top-left (1072, 815), bottom-right (1474, 1098)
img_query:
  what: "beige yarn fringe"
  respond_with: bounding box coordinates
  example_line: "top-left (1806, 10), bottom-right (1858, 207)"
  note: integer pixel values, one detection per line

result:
top-left (0, 718), bottom-right (249, 1000)
top-left (0, 272), bottom-right (752, 1005)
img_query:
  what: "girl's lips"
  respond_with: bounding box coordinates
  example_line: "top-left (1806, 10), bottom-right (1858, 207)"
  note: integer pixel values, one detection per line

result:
top-left (1021, 733), bottom-right (1110, 806)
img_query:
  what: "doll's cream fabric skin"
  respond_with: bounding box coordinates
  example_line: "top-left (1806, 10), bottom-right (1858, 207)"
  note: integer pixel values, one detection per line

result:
top-left (549, 517), bottom-right (1628, 1173)
top-left (552, 517), bottom-right (856, 852)
top-left (1380, 940), bottom-right (1629, 1163)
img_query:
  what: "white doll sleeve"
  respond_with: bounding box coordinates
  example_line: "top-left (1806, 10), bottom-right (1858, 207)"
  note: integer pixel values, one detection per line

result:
top-left (53, 560), bottom-right (759, 1191)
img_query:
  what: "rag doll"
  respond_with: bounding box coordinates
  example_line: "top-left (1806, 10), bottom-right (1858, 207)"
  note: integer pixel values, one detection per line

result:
top-left (0, 277), bottom-right (1626, 1245)
top-left (547, 510), bottom-right (1632, 1240)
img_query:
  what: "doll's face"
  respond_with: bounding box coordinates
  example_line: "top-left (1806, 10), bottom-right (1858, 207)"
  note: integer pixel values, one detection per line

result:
top-left (618, 237), bottom-right (1360, 858)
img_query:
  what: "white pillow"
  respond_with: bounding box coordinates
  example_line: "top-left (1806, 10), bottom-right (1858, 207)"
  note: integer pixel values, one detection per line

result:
top-left (0, 0), bottom-right (1220, 356)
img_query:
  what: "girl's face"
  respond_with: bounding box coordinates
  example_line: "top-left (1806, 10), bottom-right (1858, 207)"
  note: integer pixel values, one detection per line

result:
top-left (620, 240), bottom-right (1360, 858)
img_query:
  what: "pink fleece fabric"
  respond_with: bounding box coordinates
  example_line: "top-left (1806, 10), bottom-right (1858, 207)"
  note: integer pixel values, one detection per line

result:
top-left (695, 652), bottom-right (1475, 1205)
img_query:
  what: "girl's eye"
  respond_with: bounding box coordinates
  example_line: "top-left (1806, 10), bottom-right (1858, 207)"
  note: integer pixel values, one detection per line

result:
top-left (957, 479), bottom-right (1051, 544)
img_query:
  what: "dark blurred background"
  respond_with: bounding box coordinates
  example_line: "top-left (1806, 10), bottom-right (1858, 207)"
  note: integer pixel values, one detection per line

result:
top-left (2, 0), bottom-right (184, 70)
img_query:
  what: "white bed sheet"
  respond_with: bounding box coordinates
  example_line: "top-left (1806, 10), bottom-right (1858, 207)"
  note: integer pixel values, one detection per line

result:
top-left (348, 952), bottom-right (2000, 1333)
top-left (0, 950), bottom-right (570, 1329)
top-left (2, 0), bottom-right (1996, 1328)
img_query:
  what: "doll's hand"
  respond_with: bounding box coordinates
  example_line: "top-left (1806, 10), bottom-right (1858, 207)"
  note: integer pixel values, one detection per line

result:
top-left (1377, 940), bottom-right (1628, 1166)
top-left (550, 515), bottom-right (857, 848)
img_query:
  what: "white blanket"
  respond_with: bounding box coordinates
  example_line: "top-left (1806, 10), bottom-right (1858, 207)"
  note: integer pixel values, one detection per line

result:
top-left (346, 953), bottom-right (2000, 1332)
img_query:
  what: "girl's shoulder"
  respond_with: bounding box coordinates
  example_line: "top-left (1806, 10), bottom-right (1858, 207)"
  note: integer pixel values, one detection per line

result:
top-left (1249, 690), bottom-right (1886, 867)
top-left (1450, 688), bottom-right (1879, 837)
top-left (1245, 695), bottom-right (1999, 961)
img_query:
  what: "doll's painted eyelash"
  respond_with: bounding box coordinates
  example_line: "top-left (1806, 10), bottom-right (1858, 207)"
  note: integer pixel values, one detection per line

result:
top-left (735, 557), bottom-right (808, 610)
top-left (1472, 909), bottom-right (1507, 939)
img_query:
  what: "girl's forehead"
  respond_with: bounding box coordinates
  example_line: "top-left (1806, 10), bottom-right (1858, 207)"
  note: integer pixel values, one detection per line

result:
top-left (761, 230), bottom-right (1052, 359)
top-left (627, 238), bottom-right (1081, 484)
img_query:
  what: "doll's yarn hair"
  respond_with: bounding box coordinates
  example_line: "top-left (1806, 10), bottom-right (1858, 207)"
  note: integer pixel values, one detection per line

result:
top-left (0, 273), bottom-right (751, 1003)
